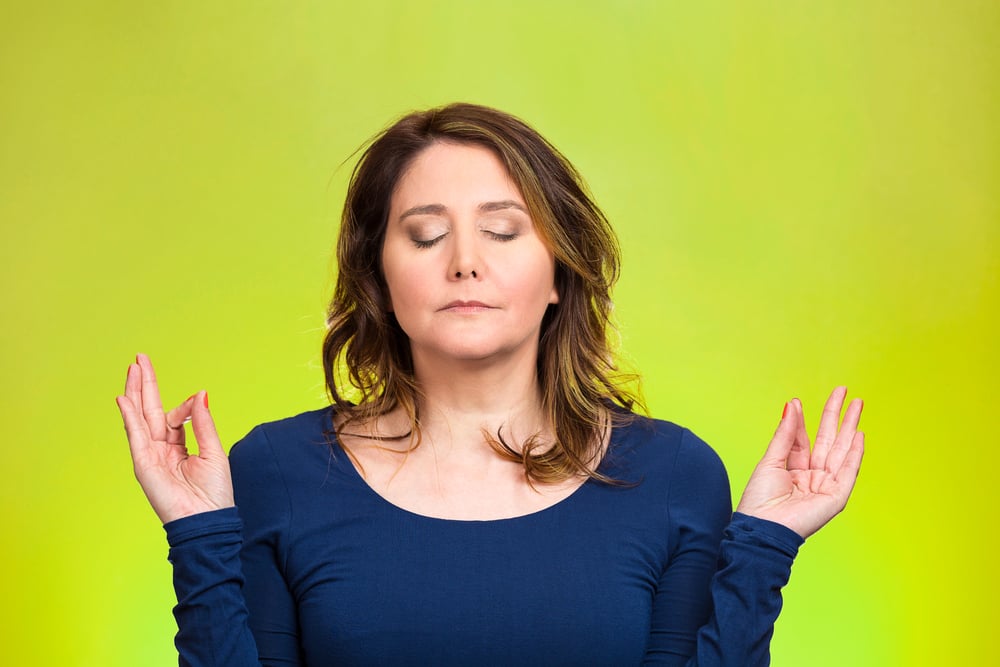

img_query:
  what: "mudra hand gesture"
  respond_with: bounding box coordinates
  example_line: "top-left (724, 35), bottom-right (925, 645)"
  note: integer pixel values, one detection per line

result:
top-left (736, 386), bottom-right (865, 538)
top-left (116, 354), bottom-right (234, 524)
top-left (118, 354), bottom-right (863, 537)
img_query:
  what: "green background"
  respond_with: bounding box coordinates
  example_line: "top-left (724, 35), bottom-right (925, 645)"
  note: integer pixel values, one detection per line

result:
top-left (2, 2), bottom-right (996, 665)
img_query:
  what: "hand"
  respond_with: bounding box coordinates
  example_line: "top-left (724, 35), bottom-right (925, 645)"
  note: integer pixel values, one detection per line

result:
top-left (116, 354), bottom-right (235, 524)
top-left (735, 387), bottom-right (865, 539)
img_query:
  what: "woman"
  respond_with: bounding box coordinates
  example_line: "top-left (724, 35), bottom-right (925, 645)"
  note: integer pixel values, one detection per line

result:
top-left (118, 103), bottom-right (864, 666)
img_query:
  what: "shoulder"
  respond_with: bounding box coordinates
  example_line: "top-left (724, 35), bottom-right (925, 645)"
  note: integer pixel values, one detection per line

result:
top-left (228, 406), bottom-right (337, 494)
top-left (611, 414), bottom-right (732, 538)
top-left (605, 413), bottom-right (730, 507)
top-left (228, 407), bottom-right (341, 521)
top-left (229, 407), bottom-right (333, 463)
top-left (610, 414), bottom-right (726, 478)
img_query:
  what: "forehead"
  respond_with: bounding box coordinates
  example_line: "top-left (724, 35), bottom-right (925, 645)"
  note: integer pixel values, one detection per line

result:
top-left (390, 142), bottom-right (524, 211)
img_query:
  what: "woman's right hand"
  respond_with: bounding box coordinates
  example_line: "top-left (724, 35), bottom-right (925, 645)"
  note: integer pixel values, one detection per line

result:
top-left (116, 354), bottom-right (235, 524)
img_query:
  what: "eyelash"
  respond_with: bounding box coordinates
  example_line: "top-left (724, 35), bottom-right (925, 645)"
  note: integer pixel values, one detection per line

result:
top-left (411, 231), bottom-right (518, 248)
top-left (413, 236), bottom-right (442, 249)
top-left (486, 231), bottom-right (517, 242)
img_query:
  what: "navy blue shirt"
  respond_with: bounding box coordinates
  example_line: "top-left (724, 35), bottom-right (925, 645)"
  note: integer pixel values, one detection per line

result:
top-left (165, 409), bottom-right (803, 666)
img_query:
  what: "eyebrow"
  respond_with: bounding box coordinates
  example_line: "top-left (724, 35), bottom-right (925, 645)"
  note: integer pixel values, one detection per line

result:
top-left (478, 200), bottom-right (527, 214)
top-left (398, 200), bottom-right (527, 221)
top-left (398, 204), bottom-right (447, 220)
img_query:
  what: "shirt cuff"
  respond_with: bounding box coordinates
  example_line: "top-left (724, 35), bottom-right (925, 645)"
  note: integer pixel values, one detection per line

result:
top-left (163, 507), bottom-right (243, 547)
top-left (728, 512), bottom-right (805, 558)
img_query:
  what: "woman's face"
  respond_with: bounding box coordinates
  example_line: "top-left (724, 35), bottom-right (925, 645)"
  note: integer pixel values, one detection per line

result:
top-left (381, 141), bottom-right (558, 370)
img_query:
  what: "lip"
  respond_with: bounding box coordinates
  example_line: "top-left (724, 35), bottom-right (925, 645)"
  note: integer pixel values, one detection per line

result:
top-left (439, 300), bottom-right (496, 312)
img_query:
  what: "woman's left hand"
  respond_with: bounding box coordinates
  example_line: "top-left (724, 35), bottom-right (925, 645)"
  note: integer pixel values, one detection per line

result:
top-left (735, 387), bottom-right (865, 539)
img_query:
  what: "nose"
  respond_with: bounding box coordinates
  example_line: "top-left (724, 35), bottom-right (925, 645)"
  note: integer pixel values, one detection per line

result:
top-left (448, 229), bottom-right (480, 280)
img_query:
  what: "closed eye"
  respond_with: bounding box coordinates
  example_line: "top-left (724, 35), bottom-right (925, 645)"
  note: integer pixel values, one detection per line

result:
top-left (485, 231), bottom-right (517, 242)
top-left (413, 234), bottom-right (447, 249)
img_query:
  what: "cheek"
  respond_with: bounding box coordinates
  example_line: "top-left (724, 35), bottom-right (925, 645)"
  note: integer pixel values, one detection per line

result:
top-left (381, 243), bottom-right (410, 307)
top-left (382, 254), bottom-right (430, 314)
top-left (503, 253), bottom-right (557, 303)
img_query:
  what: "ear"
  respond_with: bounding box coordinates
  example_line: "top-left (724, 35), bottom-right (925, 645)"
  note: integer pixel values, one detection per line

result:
top-left (547, 260), bottom-right (561, 305)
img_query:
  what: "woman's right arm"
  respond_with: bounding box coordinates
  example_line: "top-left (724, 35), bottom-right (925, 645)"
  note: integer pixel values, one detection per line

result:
top-left (118, 354), bottom-right (296, 666)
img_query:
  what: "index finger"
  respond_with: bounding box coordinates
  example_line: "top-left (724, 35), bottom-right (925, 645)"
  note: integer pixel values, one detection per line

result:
top-left (786, 398), bottom-right (811, 471)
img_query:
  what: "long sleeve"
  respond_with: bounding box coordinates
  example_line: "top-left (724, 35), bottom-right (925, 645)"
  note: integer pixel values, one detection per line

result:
top-left (165, 509), bottom-right (262, 667)
top-left (162, 410), bottom-right (804, 666)
top-left (643, 430), bottom-right (804, 666)
top-left (229, 425), bottom-right (302, 665)
top-left (687, 514), bottom-right (802, 666)
top-left (164, 424), bottom-right (301, 667)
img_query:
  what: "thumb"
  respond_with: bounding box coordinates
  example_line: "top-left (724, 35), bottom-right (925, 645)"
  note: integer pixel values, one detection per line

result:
top-left (189, 391), bottom-right (225, 460)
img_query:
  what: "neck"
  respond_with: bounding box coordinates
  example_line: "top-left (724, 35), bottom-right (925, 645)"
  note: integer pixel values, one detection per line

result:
top-left (409, 345), bottom-right (549, 453)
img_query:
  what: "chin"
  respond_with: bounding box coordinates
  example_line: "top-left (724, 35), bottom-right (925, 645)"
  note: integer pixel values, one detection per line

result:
top-left (440, 345), bottom-right (511, 362)
top-left (418, 339), bottom-right (532, 366)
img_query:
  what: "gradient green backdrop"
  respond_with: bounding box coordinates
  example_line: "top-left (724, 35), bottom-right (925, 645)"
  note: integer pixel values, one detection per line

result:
top-left (2, 2), bottom-right (996, 665)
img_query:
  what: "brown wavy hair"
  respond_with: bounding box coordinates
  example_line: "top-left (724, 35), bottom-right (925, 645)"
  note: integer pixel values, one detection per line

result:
top-left (322, 102), bottom-right (641, 483)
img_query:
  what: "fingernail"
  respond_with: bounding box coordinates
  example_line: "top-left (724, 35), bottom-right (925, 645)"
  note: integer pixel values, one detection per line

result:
top-left (186, 394), bottom-right (196, 403)
top-left (782, 402), bottom-right (790, 419)
top-left (203, 391), bottom-right (209, 409)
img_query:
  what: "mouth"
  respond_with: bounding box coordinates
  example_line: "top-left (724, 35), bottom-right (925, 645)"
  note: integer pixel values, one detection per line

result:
top-left (440, 300), bottom-right (495, 313)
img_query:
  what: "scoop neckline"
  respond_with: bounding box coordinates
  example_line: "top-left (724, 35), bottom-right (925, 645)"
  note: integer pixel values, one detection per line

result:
top-left (330, 415), bottom-right (609, 525)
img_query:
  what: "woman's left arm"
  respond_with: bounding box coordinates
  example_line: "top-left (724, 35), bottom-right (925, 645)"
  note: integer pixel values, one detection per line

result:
top-left (643, 387), bottom-right (865, 666)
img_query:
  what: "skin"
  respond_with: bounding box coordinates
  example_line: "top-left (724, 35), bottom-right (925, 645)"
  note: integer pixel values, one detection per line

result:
top-left (736, 389), bottom-right (864, 539)
top-left (345, 142), bottom-right (580, 519)
top-left (117, 143), bottom-right (864, 534)
top-left (117, 355), bottom-right (233, 524)
top-left (381, 142), bottom-right (559, 371)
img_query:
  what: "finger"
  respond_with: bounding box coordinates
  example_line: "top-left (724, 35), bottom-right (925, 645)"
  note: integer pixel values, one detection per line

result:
top-left (117, 393), bottom-right (153, 469)
top-left (840, 395), bottom-right (863, 431)
top-left (136, 353), bottom-right (167, 442)
top-left (758, 400), bottom-right (799, 468)
top-left (164, 395), bottom-right (196, 447)
top-left (123, 363), bottom-right (145, 433)
top-left (189, 391), bottom-right (225, 460)
top-left (824, 398), bottom-right (863, 474)
top-left (831, 431), bottom-right (865, 505)
top-left (786, 398), bottom-right (811, 470)
top-left (811, 386), bottom-right (847, 470)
